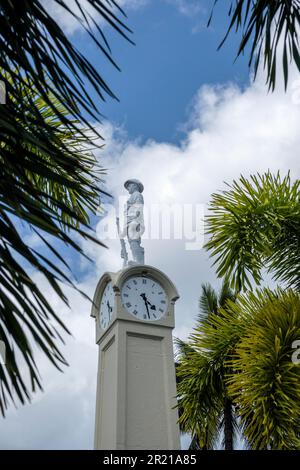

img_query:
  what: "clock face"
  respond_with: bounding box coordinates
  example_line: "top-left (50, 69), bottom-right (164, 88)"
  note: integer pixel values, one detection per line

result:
top-left (121, 276), bottom-right (168, 321)
top-left (99, 281), bottom-right (115, 330)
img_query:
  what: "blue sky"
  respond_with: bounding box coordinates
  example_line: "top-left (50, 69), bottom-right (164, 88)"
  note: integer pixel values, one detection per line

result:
top-left (74, 0), bottom-right (250, 143)
top-left (20, 0), bottom-right (251, 280)
top-left (1, 0), bottom-right (300, 450)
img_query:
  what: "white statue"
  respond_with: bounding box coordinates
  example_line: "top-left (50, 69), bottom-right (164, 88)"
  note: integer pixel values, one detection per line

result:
top-left (117, 179), bottom-right (145, 266)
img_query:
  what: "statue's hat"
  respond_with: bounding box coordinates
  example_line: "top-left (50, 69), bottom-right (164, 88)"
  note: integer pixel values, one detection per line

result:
top-left (124, 179), bottom-right (144, 193)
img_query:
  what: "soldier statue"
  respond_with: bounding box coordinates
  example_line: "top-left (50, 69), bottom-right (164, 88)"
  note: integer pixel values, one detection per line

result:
top-left (117, 179), bottom-right (145, 266)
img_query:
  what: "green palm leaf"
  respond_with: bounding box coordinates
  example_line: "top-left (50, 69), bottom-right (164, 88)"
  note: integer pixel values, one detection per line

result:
top-left (0, 1), bottom-right (131, 415)
top-left (210, 1), bottom-right (300, 90)
top-left (225, 289), bottom-right (300, 449)
top-left (176, 281), bottom-right (240, 450)
top-left (205, 172), bottom-right (300, 292)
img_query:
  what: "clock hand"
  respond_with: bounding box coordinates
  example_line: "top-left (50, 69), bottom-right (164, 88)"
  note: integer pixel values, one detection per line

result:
top-left (107, 300), bottom-right (112, 320)
top-left (140, 293), bottom-right (151, 319)
top-left (140, 293), bottom-right (156, 312)
top-left (146, 300), bottom-right (156, 310)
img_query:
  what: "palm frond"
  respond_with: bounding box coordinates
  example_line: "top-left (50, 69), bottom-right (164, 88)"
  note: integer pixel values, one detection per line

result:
top-left (218, 278), bottom-right (236, 307)
top-left (226, 288), bottom-right (300, 449)
top-left (0, 1), bottom-right (132, 133)
top-left (210, 1), bottom-right (300, 90)
top-left (176, 282), bottom-right (241, 449)
top-left (0, 71), bottom-right (107, 414)
top-left (205, 172), bottom-right (300, 292)
top-left (199, 283), bottom-right (218, 320)
top-left (0, 0), bottom-right (130, 415)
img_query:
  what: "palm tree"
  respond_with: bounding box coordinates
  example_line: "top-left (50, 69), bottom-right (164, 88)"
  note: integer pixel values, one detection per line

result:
top-left (201, 171), bottom-right (300, 448)
top-left (0, 1), bottom-right (132, 133)
top-left (206, 288), bottom-right (300, 449)
top-left (0, 73), bottom-right (108, 415)
top-left (0, 1), bottom-right (131, 414)
top-left (176, 280), bottom-right (239, 450)
top-left (210, 1), bottom-right (300, 90)
top-left (205, 172), bottom-right (300, 292)
top-left (177, 286), bottom-right (300, 450)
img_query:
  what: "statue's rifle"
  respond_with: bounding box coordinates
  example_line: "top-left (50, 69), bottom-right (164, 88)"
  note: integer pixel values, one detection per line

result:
top-left (116, 217), bottom-right (128, 268)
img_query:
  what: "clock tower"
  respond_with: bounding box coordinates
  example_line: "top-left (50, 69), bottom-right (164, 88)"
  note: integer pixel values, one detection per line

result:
top-left (91, 180), bottom-right (181, 450)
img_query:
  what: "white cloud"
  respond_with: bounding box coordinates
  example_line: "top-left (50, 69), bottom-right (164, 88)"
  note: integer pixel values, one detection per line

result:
top-left (1, 65), bottom-right (300, 449)
top-left (42, 0), bottom-right (148, 35)
top-left (42, 0), bottom-right (207, 36)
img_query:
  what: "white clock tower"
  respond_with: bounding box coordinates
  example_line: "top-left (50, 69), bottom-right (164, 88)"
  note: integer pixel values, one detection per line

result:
top-left (91, 180), bottom-right (181, 450)
top-left (91, 264), bottom-right (181, 450)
